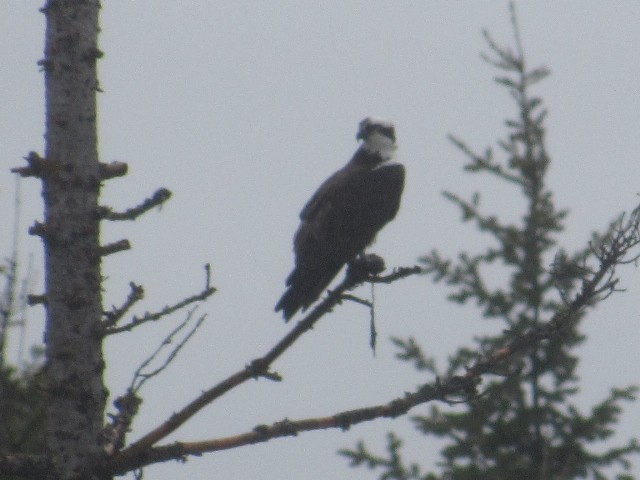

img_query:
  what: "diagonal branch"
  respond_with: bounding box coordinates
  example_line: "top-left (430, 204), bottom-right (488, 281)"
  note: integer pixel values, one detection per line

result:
top-left (107, 213), bottom-right (640, 475)
top-left (107, 219), bottom-right (640, 474)
top-left (107, 264), bottom-right (423, 472)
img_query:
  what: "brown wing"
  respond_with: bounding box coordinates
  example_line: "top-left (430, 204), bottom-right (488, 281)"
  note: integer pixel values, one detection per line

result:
top-left (275, 162), bottom-right (404, 320)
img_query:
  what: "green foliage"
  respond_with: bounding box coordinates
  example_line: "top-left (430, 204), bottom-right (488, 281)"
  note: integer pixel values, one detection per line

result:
top-left (0, 354), bottom-right (46, 458)
top-left (341, 8), bottom-right (639, 480)
top-left (0, 355), bottom-right (46, 480)
top-left (0, 180), bottom-right (45, 467)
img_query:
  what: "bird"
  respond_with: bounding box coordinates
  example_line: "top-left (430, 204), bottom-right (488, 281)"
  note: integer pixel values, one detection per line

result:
top-left (275, 117), bottom-right (405, 321)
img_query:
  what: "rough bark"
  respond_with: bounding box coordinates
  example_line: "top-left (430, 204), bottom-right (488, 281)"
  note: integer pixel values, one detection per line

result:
top-left (41, 1), bottom-right (107, 478)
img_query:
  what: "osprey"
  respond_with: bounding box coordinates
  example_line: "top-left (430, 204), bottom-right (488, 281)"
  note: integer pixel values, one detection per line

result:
top-left (275, 117), bottom-right (405, 321)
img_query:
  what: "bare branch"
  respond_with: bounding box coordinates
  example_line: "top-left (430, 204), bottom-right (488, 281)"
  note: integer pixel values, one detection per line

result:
top-left (368, 265), bottom-right (423, 283)
top-left (100, 239), bottom-right (131, 257)
top-left (98, 188), bottom-right (172, 221)
top-left (11, 151), bottom-right (50, 178)
top-left (103, 282), bottom-right (145, 328)
top-left (99, 160), bottom-right (128, 179)
top-left (369, 283), bottom-right (377, 354)
top-left (340, 294), bottom-right (372, 308)
top-left (26, 294), bottom-right (47, 306)
top-left (107, 377), bottom-right (468, 475)
top-left (129, 309), bottom-right (206, 393)
top-left (107, 212), bottom-right (640, 474)
top-left (104, 266), bottom-right (215, 335)
top-left (108, 263), bottom-right (423, 470)
top-left (27, 221), bottom-right (47, 238)
top-left (111, 243), bottom-right (635, 474)
top-left (103, 392), bottom-right (143, 456)
top-left (104, 309), bottom-right (207, 456)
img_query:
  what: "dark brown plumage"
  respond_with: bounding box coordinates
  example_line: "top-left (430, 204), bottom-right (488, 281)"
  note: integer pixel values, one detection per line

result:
top-left (275, 118), bottom-right (405, 321)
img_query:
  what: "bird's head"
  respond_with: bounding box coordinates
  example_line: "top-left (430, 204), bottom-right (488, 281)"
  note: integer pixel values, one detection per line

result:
top-left (356, 117), bottom-right (396, 143)
top-left (356, 117), bottom-right (396, 160)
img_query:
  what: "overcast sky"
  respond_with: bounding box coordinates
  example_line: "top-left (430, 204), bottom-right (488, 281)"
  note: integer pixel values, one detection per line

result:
top-left (2, 2), bottom-right (640, 479)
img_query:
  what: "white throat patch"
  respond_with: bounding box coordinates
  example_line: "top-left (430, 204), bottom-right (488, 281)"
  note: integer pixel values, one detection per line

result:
top-left (362, 131), bottom-right (396, 161)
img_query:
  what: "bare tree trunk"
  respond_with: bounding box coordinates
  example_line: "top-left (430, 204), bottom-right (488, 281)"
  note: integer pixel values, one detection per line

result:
top-left (41, 1), bottom-right (106, 478)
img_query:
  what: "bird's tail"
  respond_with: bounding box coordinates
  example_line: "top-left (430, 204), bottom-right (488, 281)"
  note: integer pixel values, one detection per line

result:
top-left (274, 287), bottom-right (304, 321)
top-left (275, 265), bottom-right (341, 321)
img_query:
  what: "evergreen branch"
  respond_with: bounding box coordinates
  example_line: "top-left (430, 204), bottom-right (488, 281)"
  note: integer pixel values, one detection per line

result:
top-left (442, 191), bottom-right (523, 267)
top-left (448, 135), bottom-right (524, 185)
top-left (349, 7), bottom-right (639, 478)
top-left (391, 337), bottom-right (437, 374)
top-left (422, 247), bottom-right (515, 323)
top-left (340, 433), bottom-right (425, 479)
top-left (107, 263), bottom-right (422, 473)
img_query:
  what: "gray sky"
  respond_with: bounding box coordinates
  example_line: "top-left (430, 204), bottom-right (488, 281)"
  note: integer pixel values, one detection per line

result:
top-left (2, 2), bottom-right (640, 479)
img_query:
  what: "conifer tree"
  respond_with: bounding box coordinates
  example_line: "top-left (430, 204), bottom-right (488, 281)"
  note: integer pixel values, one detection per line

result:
top-left (341, 9), bottom-right (639, 480)
top-left (0, 181), bottom-right (45, 480)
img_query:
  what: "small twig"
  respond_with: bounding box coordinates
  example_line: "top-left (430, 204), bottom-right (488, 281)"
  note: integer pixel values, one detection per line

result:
top-left (11, 152), bottom-right (51, 178)
top-left (204, 263), bottom-right (212, 289)
top-left (99, 188), bottom-right (172, 221)
top-left (104, 311), bottom-right (206, 456)
top-left (369, 282), bottom-right (377, 354)
top-left (105, 289), bottom-right (215, 335)
top-left (100, 239), bottom-right (131, 257)
top-left (340, 294), bottom-right (372, 308)
top-left (99, 161), bottom-right (128, 179)
top-left (27, 221), bottom-right (47, 238)
top-left (26, 294), bottom-right (47, 306)
top-left (130, 309), bottom-right (206, 393)
top-left (103, 282), bottom-right (145, 328)
top-left (104, 277), bottom-right (215, 336)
